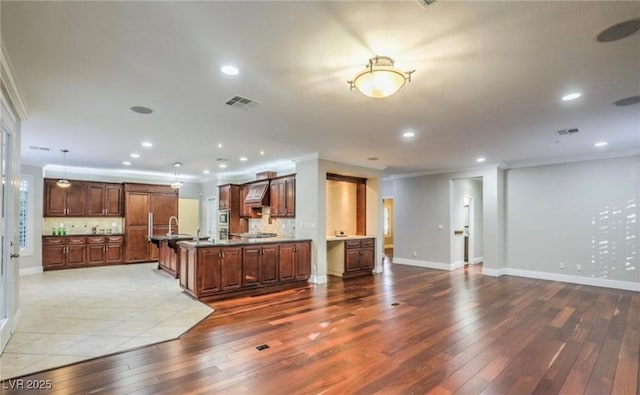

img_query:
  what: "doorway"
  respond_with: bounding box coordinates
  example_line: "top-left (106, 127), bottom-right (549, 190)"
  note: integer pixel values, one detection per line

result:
top-left (451, 178), bottom-right (483, 268)
top-left (383, 198), bottom-right (394, 259)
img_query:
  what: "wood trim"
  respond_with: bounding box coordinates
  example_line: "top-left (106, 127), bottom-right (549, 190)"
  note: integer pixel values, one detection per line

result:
top-left (326, 173), bottom-right (367, 185)
top-left (356, 182), bottom-right (366, 235)
top-left (1, 42), bottom-right (29, 120)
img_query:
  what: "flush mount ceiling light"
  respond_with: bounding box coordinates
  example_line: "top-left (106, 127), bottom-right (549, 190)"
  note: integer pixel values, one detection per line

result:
top-left (348, 56), bottom-right (415, 99)
top-left (57, 149), bottom-right (71, 188)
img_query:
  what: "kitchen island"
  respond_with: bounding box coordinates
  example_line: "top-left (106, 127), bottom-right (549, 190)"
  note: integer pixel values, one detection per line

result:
top-left (149, 234), bottom-right (206, 278)
top-left (178, 237), bottom-right (311, 300)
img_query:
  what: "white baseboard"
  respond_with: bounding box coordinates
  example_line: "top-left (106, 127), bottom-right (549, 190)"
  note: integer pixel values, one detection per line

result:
top-left (394, 258), bottom-right (453, 271)
top-left (309, 274), bottom-right (328, 284)
top-left (451, 260), bottom-right (465, 270)
top-left (472, 257), bottom-right (483, 264)
top-left (483, 267), bottom-right (639, 292)
top-left (20, 266), bottom-right (43, 276)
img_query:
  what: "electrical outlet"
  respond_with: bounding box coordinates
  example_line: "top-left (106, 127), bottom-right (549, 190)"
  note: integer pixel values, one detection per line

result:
top-left (437, 224), bottom-right (444, 230)
top-left (413, 251), bottom-right (417, 257)
top-left (576, 264), bottom-right (582, 271)
top-left (559, 262), bottom-right (565, 270)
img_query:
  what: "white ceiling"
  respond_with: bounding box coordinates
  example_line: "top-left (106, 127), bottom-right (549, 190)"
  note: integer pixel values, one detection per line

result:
top-left (2, 1), bottom-right (639, 180)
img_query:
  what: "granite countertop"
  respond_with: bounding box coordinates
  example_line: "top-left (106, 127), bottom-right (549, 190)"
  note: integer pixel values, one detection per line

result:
top-left (178, 236), bottom-right (311, 248)
top-left (326, 235), bottom-right (376, 241)
top-left (148, 234), bottom-right (201, 241)
top-left (43, 233), bottom-right (125, 237)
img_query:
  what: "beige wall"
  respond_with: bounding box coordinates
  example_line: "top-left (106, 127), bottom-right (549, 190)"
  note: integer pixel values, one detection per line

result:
top-left (178, 198), bottom-right (199, 235)
top-left (326, 180), bottom-right (357, 236)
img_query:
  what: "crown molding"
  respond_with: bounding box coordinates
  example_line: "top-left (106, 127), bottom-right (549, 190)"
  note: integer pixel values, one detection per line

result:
top-left (0, 41), bottom-right (29, 120)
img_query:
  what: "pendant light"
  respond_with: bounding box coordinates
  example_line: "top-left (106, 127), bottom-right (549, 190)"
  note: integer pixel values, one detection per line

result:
top-left (56, 149), bottom-right (71, 188)
top-left (170, 161), bottom-right (183, 189)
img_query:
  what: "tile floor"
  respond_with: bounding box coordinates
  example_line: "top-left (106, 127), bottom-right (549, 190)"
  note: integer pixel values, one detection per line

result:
top-left (0, 263), bottom-right (213, 380)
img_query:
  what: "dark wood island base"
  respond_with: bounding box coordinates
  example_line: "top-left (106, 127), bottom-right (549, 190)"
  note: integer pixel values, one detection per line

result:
top-left (178, 239), bottom-right (311, 301)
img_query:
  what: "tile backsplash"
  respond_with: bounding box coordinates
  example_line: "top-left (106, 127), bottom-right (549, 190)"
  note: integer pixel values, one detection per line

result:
top-left (43, 217), bottom-right (125, 235)
top-left (248, 207), bottom-right (295, 237)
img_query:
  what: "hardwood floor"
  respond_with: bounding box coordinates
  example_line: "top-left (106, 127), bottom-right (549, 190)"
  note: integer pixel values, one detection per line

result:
top-left (2, 262), bottom-right (638, 394)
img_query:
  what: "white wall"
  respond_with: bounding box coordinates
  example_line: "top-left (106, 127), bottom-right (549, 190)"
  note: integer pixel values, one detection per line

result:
top-left (19, 165), bottom-right (43, 272)
top-left (506, 155), bottom-right (639, 285)
top-left (393, 166), bottom-right (502, 271)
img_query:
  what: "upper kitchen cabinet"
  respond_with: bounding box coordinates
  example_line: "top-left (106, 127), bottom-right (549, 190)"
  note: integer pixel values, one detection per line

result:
top-left (270, 175), bottom-right (295, 218)
top-left (239, 185), bottom-right (259, 218)
top-left (86, 183), bottom-right (123, 217)
top-left (219, 184), bottom-right (232, 210)
top-left (44, 178), bottom-right (86, 217)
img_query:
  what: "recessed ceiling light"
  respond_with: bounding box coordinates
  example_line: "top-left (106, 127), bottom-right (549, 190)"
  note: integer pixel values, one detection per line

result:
top-left (219, 163), bottom-right (227, 169)
top-left (123, 161), bottom-right (132, 166)
top-left (130, 153), bottom-right (140, 159)
top-left (402, 131), bottom-right (415, 138)
top-left (130, 106), bottom-right (153, 114)
top-left (173, 162), bottom-right (182, 168)
top-left (221, 65), bottom-right (239, 76)
top-left (203, 170), bottom-right (210, 175)
top-left (218, 143), bottom-right (223, 148)
top-left (561, 93), bottom-right (581, 101)
top-left (141, 141), bottom-right (153, 148)
top-left (476, 157), bottom-right (486, 163)
top-left (239, 156), bottom-right (248, 162)
top-left (594, 141), bottom-right (608, 147)
top-left (260, 150), bottom-right (265, 155)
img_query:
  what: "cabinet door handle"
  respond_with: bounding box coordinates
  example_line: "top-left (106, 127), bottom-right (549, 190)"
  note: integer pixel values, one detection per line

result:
top-left (221, 251), bottom-right (224, 258)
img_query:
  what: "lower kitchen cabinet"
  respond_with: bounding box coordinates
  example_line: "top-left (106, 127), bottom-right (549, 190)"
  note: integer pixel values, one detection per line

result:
top-left (180, 240), bottom-right (311, 300)
top-left (327, 238), bottom-right (375, 278)
top-left (43, 235), bottom-right (124, 270)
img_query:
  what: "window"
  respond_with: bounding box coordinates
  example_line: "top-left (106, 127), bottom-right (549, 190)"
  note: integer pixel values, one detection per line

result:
top-left (18, 175), bottom-right (33, 256)
top-left (384, 206), bottom-right (390, 236)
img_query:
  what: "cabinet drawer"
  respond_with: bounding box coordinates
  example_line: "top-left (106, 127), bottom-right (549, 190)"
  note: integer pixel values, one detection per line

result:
top-left (345, 240), bottom-right (361, 249)
top-left (106, 236), bottom-right (123, 243)
top-left (43, 237), bottom-right (65, 245)
top-left (361, 238), bottom-right (375, 247)
top-left (67, 237), bottom-right (87, 245)
top-left (86, 236), bottom-right (106, 244)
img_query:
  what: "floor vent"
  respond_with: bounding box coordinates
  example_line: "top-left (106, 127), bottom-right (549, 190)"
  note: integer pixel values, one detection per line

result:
top-left (554, 128), bottom-right (579, 136)
top-left (256, 344), bottom-right (270, 351)
top-left (391, 303), bottom-right (400, 306)
top-left (226, 95), bottom-right (260, 109)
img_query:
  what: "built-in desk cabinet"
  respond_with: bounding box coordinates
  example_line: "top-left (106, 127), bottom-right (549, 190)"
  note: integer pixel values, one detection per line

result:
top-left (327, 238), bottom-right (375, 278)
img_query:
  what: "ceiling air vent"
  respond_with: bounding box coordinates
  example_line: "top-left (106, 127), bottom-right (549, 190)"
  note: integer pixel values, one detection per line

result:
top-left (29, 145), bottom-right (50, 151)
top-left (554, 128), bottom-right (579, 136)
top-left (415, 0), bottom-right (437, 8)
top-left (225, 95), bottom-right (259, 109)
top-left (614, 95), bottom-right (640, 106)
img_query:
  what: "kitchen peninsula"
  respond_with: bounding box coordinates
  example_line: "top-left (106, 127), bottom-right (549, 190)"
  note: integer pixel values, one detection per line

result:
top-left (178, 237), bottom-right (311, 300)
top-left (149, 234), bottom-right (204, 278)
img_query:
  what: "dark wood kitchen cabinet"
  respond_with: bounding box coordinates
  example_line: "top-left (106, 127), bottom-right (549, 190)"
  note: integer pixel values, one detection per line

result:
top-left (344, 238), bottom-right (375, 277)
top-left (44, 179), bottom-right (86, 217)
top-left (180, 240), bottom-right (310, 300)
top-left (86, 183), bottom-right (123, 216)
top-left (242, 244), bottom-right (278, 287)
top-left (279, 241), bottom-right (310, 281)
top-left (43, 235), bottom-right (124, 270)
top-left (270, 175), bottom-right (295, 218)
top-left (124, 183), bottom-right (178, 263)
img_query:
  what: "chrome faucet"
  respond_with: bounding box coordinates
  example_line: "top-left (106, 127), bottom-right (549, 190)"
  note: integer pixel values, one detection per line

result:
top-left (168, 216), bottom-right (179, 236)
